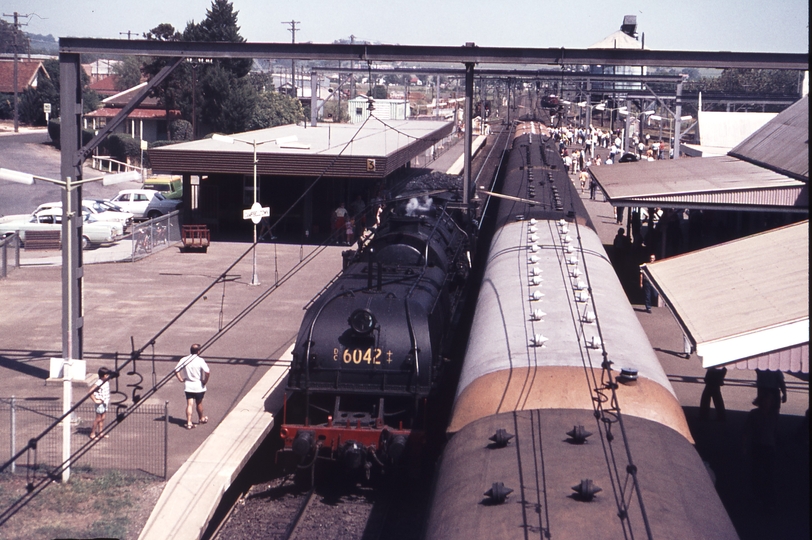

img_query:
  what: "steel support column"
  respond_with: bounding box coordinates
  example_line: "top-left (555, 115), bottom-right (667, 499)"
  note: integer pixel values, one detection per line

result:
top-left (59, 52), bottom-right (84, 482)
top-left (673, 79), bottom-right (684, 159)
top-left (463, 62), bottom-right (474, 206)
top-left (310, 71), bottom-right (318, 126)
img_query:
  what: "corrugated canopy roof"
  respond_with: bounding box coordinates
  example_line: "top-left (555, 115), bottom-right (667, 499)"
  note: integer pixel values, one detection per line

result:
top-left (643, 221), bottom-right (809, 371)
top-left (590, 156), bottom-right (808, 211)
top-left (147, 119), bottom-right (453, 179)
top-left (729, 95), bottom-right (809, 182)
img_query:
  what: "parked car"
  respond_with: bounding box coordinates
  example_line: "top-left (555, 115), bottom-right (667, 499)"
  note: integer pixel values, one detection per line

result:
top-left (34, 199), bottom-right (134, 229)
top-left (109, 189), bottom-right (181, 220)
top-left (0, 208), bottom-right (124, 249)
top-left (142, 175), bottom-right (183, 200)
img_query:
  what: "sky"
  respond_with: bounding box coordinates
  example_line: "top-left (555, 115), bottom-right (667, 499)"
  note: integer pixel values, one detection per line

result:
top-left (3, 0), bottom-right (809, 54)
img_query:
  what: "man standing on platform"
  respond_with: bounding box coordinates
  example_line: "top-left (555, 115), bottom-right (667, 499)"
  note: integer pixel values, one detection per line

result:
top-left (175, 344), bottom-right (211, 429)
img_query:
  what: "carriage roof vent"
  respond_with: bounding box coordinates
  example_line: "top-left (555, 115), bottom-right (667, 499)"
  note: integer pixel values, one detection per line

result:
top-left (484, 482), bottom-right (513, 504)
top-left (488, 429), bottom-right (514, 448)
top-left (566, 425), bottom-right (592, 444)
top-left (572, 479), bottom-right (602, 501)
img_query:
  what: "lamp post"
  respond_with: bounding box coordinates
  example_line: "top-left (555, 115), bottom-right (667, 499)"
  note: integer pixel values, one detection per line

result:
top-left (211, 134), bottom-right (278, 286)
top-left (0, 167), bottom-right (140, 482)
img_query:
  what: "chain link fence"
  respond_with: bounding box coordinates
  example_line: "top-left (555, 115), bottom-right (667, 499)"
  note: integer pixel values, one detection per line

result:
top-left (0, 398), bottom-right (168, 479)
top-left (0, 233), bottom-right (21, 279)
top-left (130, 211), bottom-right (181, 261)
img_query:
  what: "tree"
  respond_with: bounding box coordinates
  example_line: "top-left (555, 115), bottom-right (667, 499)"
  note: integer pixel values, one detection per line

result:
top-left (0, 19), bottom-right (30, 54)
top-left (248, 91), bottom-right (305, 130)
top-left (112, 56), bottom-right (144, 91)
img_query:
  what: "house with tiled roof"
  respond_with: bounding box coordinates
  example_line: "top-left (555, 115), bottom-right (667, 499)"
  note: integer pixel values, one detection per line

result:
top-left (88, 74), bottom-right (123, 98)
top-left (84, 82), bottom-right (181, 142)
top-left (0, 59), bottom-right (50, 93)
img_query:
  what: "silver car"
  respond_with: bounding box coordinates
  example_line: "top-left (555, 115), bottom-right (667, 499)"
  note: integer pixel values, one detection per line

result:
top-left (109, 189), bottom-right (181, 220)
top-left (35, 199), bottom-right (134, 229)
top-left (0, 208), bottom-right (124, 249)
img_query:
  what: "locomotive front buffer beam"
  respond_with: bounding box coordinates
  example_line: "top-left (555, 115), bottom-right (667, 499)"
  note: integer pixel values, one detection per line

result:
top-left (279, 397), bottom-right (419, 478)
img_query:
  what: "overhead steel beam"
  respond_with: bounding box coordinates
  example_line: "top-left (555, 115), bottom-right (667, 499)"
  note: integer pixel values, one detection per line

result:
top-left (310, 66), bottom-right (685, 83)
top-left (59, 38), bottom-right (809, 70)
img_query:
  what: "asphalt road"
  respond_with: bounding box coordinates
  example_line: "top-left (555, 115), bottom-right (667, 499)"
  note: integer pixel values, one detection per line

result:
top-left (0, 127), bottom-right (142, 217)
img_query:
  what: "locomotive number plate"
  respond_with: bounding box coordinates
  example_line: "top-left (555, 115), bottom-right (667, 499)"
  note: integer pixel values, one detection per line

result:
top-left (334, 347), bottom-right (390, 365)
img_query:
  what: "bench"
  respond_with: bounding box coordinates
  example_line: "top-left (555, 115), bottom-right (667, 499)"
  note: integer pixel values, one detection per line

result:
top-left (181, 225), bottom-right (210, 253)
top-left (24, 230), bottom-right (61, 250)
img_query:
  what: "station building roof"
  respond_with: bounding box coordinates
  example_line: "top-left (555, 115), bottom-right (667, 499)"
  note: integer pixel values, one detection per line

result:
top-left (729, 94), bottom-right (809, 182)
top-left (147, 119), bottom-right (453, 179)
top-left (642, 221), bottom-right (808, 372)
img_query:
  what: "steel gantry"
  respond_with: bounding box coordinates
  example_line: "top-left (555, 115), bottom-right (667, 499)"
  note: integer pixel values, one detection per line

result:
top-left (55, 38), bottom-right (807, 364)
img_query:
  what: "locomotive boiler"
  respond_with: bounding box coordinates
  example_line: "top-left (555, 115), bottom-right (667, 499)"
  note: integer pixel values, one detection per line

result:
top-left (280, 187), bottom-right (472, 477)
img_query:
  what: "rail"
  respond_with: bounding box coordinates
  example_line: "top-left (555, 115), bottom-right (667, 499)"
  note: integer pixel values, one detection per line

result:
top-left (90, 155), bottom-right (146, 177)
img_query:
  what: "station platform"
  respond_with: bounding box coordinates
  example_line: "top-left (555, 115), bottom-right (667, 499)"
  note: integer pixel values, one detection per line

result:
top-left (0, 240), bottom-right (345, 539)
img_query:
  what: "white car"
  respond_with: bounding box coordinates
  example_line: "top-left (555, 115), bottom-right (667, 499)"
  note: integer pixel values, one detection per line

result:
top-left (0, 208), bottom-right (124, 249)
top-left (34, 199), bottom-right (134, 229)
top-left (109, 189), bottom-right (181, 220)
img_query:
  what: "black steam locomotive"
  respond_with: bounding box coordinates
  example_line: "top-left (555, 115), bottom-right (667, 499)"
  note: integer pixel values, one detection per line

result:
top-left (280, 184), bottom-right (472, 477)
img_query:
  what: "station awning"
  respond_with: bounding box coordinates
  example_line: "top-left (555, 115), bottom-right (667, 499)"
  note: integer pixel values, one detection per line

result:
top-left (642, 221), bottom-right (809, 372)
top-left (590, 156), bottom-right (808, 212)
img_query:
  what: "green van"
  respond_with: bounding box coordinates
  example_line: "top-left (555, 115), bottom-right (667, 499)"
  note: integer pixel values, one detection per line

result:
top-left (142, 175), bottom-right (183, 200)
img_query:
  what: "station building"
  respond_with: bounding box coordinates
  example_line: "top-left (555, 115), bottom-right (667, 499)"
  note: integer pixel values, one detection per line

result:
top-left (146, 119), bottom-right (455, 241)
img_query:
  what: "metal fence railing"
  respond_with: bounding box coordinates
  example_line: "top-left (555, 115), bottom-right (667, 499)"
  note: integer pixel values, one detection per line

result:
top-left (0, 398), bottom-right (168, 479)
top-left (0, 233), bottom-right (21, 279)
top-left (130, 211), bottom-right (181, 261)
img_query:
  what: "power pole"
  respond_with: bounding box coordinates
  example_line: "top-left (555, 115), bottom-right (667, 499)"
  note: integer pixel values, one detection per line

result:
top-left (282, 20), bottom-right (300, 96)
top-left (119, 30), bottom-right (137, 40)
top-left (349, 35), bottom-right (355, 99)
top-left (2, 11), bottom-right (27, 133)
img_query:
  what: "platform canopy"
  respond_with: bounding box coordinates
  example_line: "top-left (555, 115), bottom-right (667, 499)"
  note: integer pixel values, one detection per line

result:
top-left (642, 221), bottom-right (809, 372)
top-left (591, 95), bottom-right (809, 212)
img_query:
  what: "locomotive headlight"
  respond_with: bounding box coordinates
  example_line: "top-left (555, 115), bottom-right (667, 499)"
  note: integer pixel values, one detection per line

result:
top-left (349, 308), bottom-right (376, 334)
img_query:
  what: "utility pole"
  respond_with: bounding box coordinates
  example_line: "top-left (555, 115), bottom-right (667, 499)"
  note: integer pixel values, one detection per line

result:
top-left (349, 35), bottom-right (355, 99)
top-left (119, 30), bottom-right (137, 40)
top-left (282, 20), bottom-right (300, 96)
top-left (2, 11), bottom-right (27, 133)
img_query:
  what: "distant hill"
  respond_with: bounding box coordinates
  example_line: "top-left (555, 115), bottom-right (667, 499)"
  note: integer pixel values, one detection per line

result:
top-left (26, 32), bottom-right (58, 55)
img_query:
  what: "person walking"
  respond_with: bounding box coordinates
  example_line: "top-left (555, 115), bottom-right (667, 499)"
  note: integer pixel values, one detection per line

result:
top-left (640, 253), bottom-right (658, 313)
top-left (699, 367), bottom-right (727, 421)
top-left (175, 344), bottom-right (211, 429)
top-left (89, 367), bottom-right (113, 439)
top-left (755, 369), bottom-right (788, 413)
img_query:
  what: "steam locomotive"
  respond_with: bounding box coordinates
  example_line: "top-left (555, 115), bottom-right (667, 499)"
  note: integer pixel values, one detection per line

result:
top-left (280, 181), bottom-right (473, 477)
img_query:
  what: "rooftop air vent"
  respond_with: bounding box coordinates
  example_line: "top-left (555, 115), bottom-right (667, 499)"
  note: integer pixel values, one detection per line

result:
top-left (484, 482), bottom-right (513, 504)
top-left (531, 334), bottom-right (548, 347)
top-left (572, 479), bottom-right (602, 501)
top-left (530, 290), bottom-right (544, 301)
top-left (566, 425), bottom-right (592, 444)
top-left (530, 309), bottom-right (546, 321)
top-left (581, 310), bottom-right (596, 323)
top-left (619, 367), bottom-right (639, 383)
top-left (489, 429), bottom-right (514, 448)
